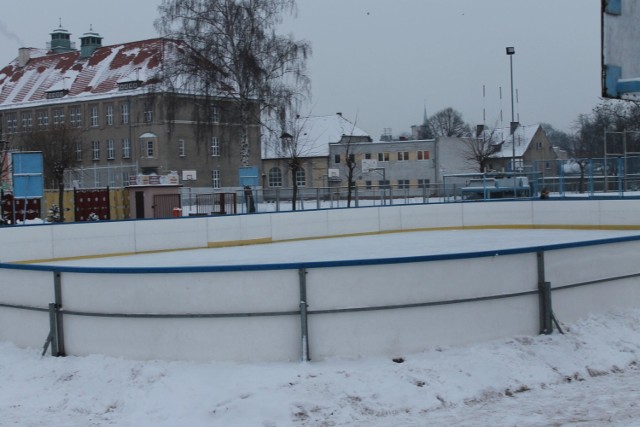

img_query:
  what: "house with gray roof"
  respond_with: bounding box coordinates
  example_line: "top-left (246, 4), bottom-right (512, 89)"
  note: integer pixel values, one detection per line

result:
top-left (261, 113), bottom-right (371, 188)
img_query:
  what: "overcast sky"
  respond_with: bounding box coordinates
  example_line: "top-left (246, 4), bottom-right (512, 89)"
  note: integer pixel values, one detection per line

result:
top-left (0, 0), bottom-right (601, 138)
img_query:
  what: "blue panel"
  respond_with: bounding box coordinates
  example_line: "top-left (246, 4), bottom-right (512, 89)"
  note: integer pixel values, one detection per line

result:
top-left (617, 79), bottom-right (640, 94)
top-left (13, 152), bottom-right (43, 175)
top-left (604, 64), bottom-right (622, 97)
top-left (12, 152), bottom-right (44, 198)
top-left (238, 166), bottom-right (259, 187)
top-left (13, 175), bottom-right (44, 198)
top-left (605, 0), bottom-right (622, 15)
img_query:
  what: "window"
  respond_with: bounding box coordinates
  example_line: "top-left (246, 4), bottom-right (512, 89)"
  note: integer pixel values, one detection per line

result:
top-left (545, 161), bottom-right (551, 170)
top-left (377, 152), bottom-right (390, 162)
top-left (268, 167), bottom-right (282, 187)
top-left (75, 141), bottom-right (83, 161)
top-left (92, 140), bottom-right (100, 160)
top-left (397, 151), bottom-right (409, 161)
top-left (212, 170), bottom-right (221, 189)
top-left (365, 152), bottom-right (372, 160)
top-left (121, 138), bottom-right (131, 159)
top-left (105, 105), bottom-right (113, 126)
top-left (378, 180), bottom-right (390, 188)
top-left (211, 104), bottom-right (220, 123)
top-left (334, 154), bottom-right (341, 164)
top-left (417, 150), bottom-right (430, 160)
top-left (146, 140), bottom-right (154, 158)
top-left (144, 103), bottom-right (153, 123)
top-left (511, 159), bottom-right (524, 172)
top-left (210, 137), bottom-right (220, 156)
top-left (21, 111), bottom-right (32, 130)
top-left (365, 180), bottom-right (372, 189)
top-left (53, 108), bottom-right (64, 126)
top-left (6, 113), bottom-right (17, 134)
top-left (348, 154), bottom-right (355, 164)
top-left (418, 179), bottom-right (430, 189)
top-left (295, 168), bottom-right (306, 187)
top-left (178, 139), bottom-right (185, 157)
top-left (107, 139), bottom-right (115, 160)
top-left (90, 106), bottom-right (99, 127)
top-left (120, 103), bottom-right (129, 124)
top-left (536, 141), bottom-right (543, 150)
top-left (69, 106), bottom-right (81, 127)
top-left (37, 110), bottom-right (48, 128)
top-left (398, 179), bottom-right (410, 189)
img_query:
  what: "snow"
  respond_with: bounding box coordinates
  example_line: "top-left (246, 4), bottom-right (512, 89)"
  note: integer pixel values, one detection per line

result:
top-left (4, 228), bottom-right (640, 425)
top-left (2, 309), bottom-right (640, 426)
top-left (485, 123), bottom-right (541, 159)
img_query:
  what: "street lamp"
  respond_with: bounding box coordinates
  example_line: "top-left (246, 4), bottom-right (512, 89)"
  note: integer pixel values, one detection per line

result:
top-left (506, 46), bottom-right (517, 196)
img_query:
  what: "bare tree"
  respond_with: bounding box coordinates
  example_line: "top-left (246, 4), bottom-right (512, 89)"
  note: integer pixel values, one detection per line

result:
top-left (427, 107), bottom-right (471, 137)
top-left (263, 104), bottom-right (315, 210)
top-left (0, 140), bottom-right (10, 193)
top-left (463, 127), bottom-right (501, 172)
top-left (341, 116), bottom-right (362, 207)
top-left (156, 0), bottom-right (311, 167)
top-left (18, 125), bottom-right (79, 221)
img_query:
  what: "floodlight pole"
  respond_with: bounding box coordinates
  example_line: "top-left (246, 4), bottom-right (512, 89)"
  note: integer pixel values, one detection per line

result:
top-left (506, 46), bottom-right (516, 197)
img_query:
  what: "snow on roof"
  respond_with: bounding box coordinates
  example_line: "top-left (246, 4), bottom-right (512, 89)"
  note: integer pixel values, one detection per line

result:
top-left (483, 124), bottom-right (542, 158)
top-left (0, 38), bottom-right (188, 109)
top-left (262, 113), bottom-right (370, 159)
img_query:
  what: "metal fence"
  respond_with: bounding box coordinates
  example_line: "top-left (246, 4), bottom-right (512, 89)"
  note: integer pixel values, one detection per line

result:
top-left (64, 164), bottom-right (139, 189)
top-left (172, 156), bottom-right (640, 215)
top-left (181, 184), bottom-right (443, 214)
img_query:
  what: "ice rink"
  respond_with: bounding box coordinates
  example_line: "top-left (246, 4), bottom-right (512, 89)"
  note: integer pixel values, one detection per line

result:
top-left (43, 228), bottom-right (640, 268)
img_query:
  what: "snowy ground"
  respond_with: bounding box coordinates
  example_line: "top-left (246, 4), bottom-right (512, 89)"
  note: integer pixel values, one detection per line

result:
top-left (2, 309), bottom-right (640, 426)
top-left (5, 229), bottom-right (640, 426)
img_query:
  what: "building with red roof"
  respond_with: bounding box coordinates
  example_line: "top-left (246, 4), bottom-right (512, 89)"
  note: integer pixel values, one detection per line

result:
top-left (0, 24), bottom-right (261, 192)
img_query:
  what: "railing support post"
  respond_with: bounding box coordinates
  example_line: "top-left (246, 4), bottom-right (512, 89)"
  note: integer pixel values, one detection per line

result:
top-left (53, 271), bottom-right (66, 356)
top-left (298, 268), bottom-right (310, 362)
top-left (537, 252), bottom-right (553, 335)
top-left (46, 303), bottom-right (58, 356)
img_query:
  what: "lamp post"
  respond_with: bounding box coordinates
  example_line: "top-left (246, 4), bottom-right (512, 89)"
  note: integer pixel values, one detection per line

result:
top-left (506, 46), bottom-right (517, 197)
top-left (280, 132), bottom-right (296, 211)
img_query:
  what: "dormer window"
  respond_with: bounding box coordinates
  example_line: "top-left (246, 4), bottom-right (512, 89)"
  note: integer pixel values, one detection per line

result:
top-left (46, 89), bottom-right (69, 99)
top-left (118, 80), bottom-right (142, 91)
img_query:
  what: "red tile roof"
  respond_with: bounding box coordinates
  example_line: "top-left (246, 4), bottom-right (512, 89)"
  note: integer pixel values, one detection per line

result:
top-left (0, 38), bottom-right (187, 108)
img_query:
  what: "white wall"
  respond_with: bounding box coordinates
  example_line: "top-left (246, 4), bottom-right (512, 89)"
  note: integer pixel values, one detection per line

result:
top-left (0, 269), bottom-right (55, 347)
top-left (3, 200), bottom-right (640, 262)
top-left (2, 199), bottom-right (640, 362)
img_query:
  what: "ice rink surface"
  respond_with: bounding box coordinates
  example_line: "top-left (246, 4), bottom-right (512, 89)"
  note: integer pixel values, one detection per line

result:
top-left (43, 228), bottom-right (640, 268)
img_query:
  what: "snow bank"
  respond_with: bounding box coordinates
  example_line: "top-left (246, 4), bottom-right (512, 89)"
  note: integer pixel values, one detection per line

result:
top-left (2, 308), bottom-right (640, 426)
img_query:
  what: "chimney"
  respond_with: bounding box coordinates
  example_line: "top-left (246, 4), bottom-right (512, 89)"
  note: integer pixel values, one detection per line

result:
top-left (476, 124), bottom-right (485, 138)
top-left (336, 112), bottom-right (342, 117)
top-left (18, 48), bottom-right (31, 67)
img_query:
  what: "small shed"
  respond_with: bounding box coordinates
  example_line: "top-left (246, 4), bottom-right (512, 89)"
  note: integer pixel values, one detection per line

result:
top-left (127, 173), bottom-right (182, 219)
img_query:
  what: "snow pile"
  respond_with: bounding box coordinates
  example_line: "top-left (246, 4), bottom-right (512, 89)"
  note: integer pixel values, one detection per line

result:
top-left (2, 308), bottom-right (640, 426)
